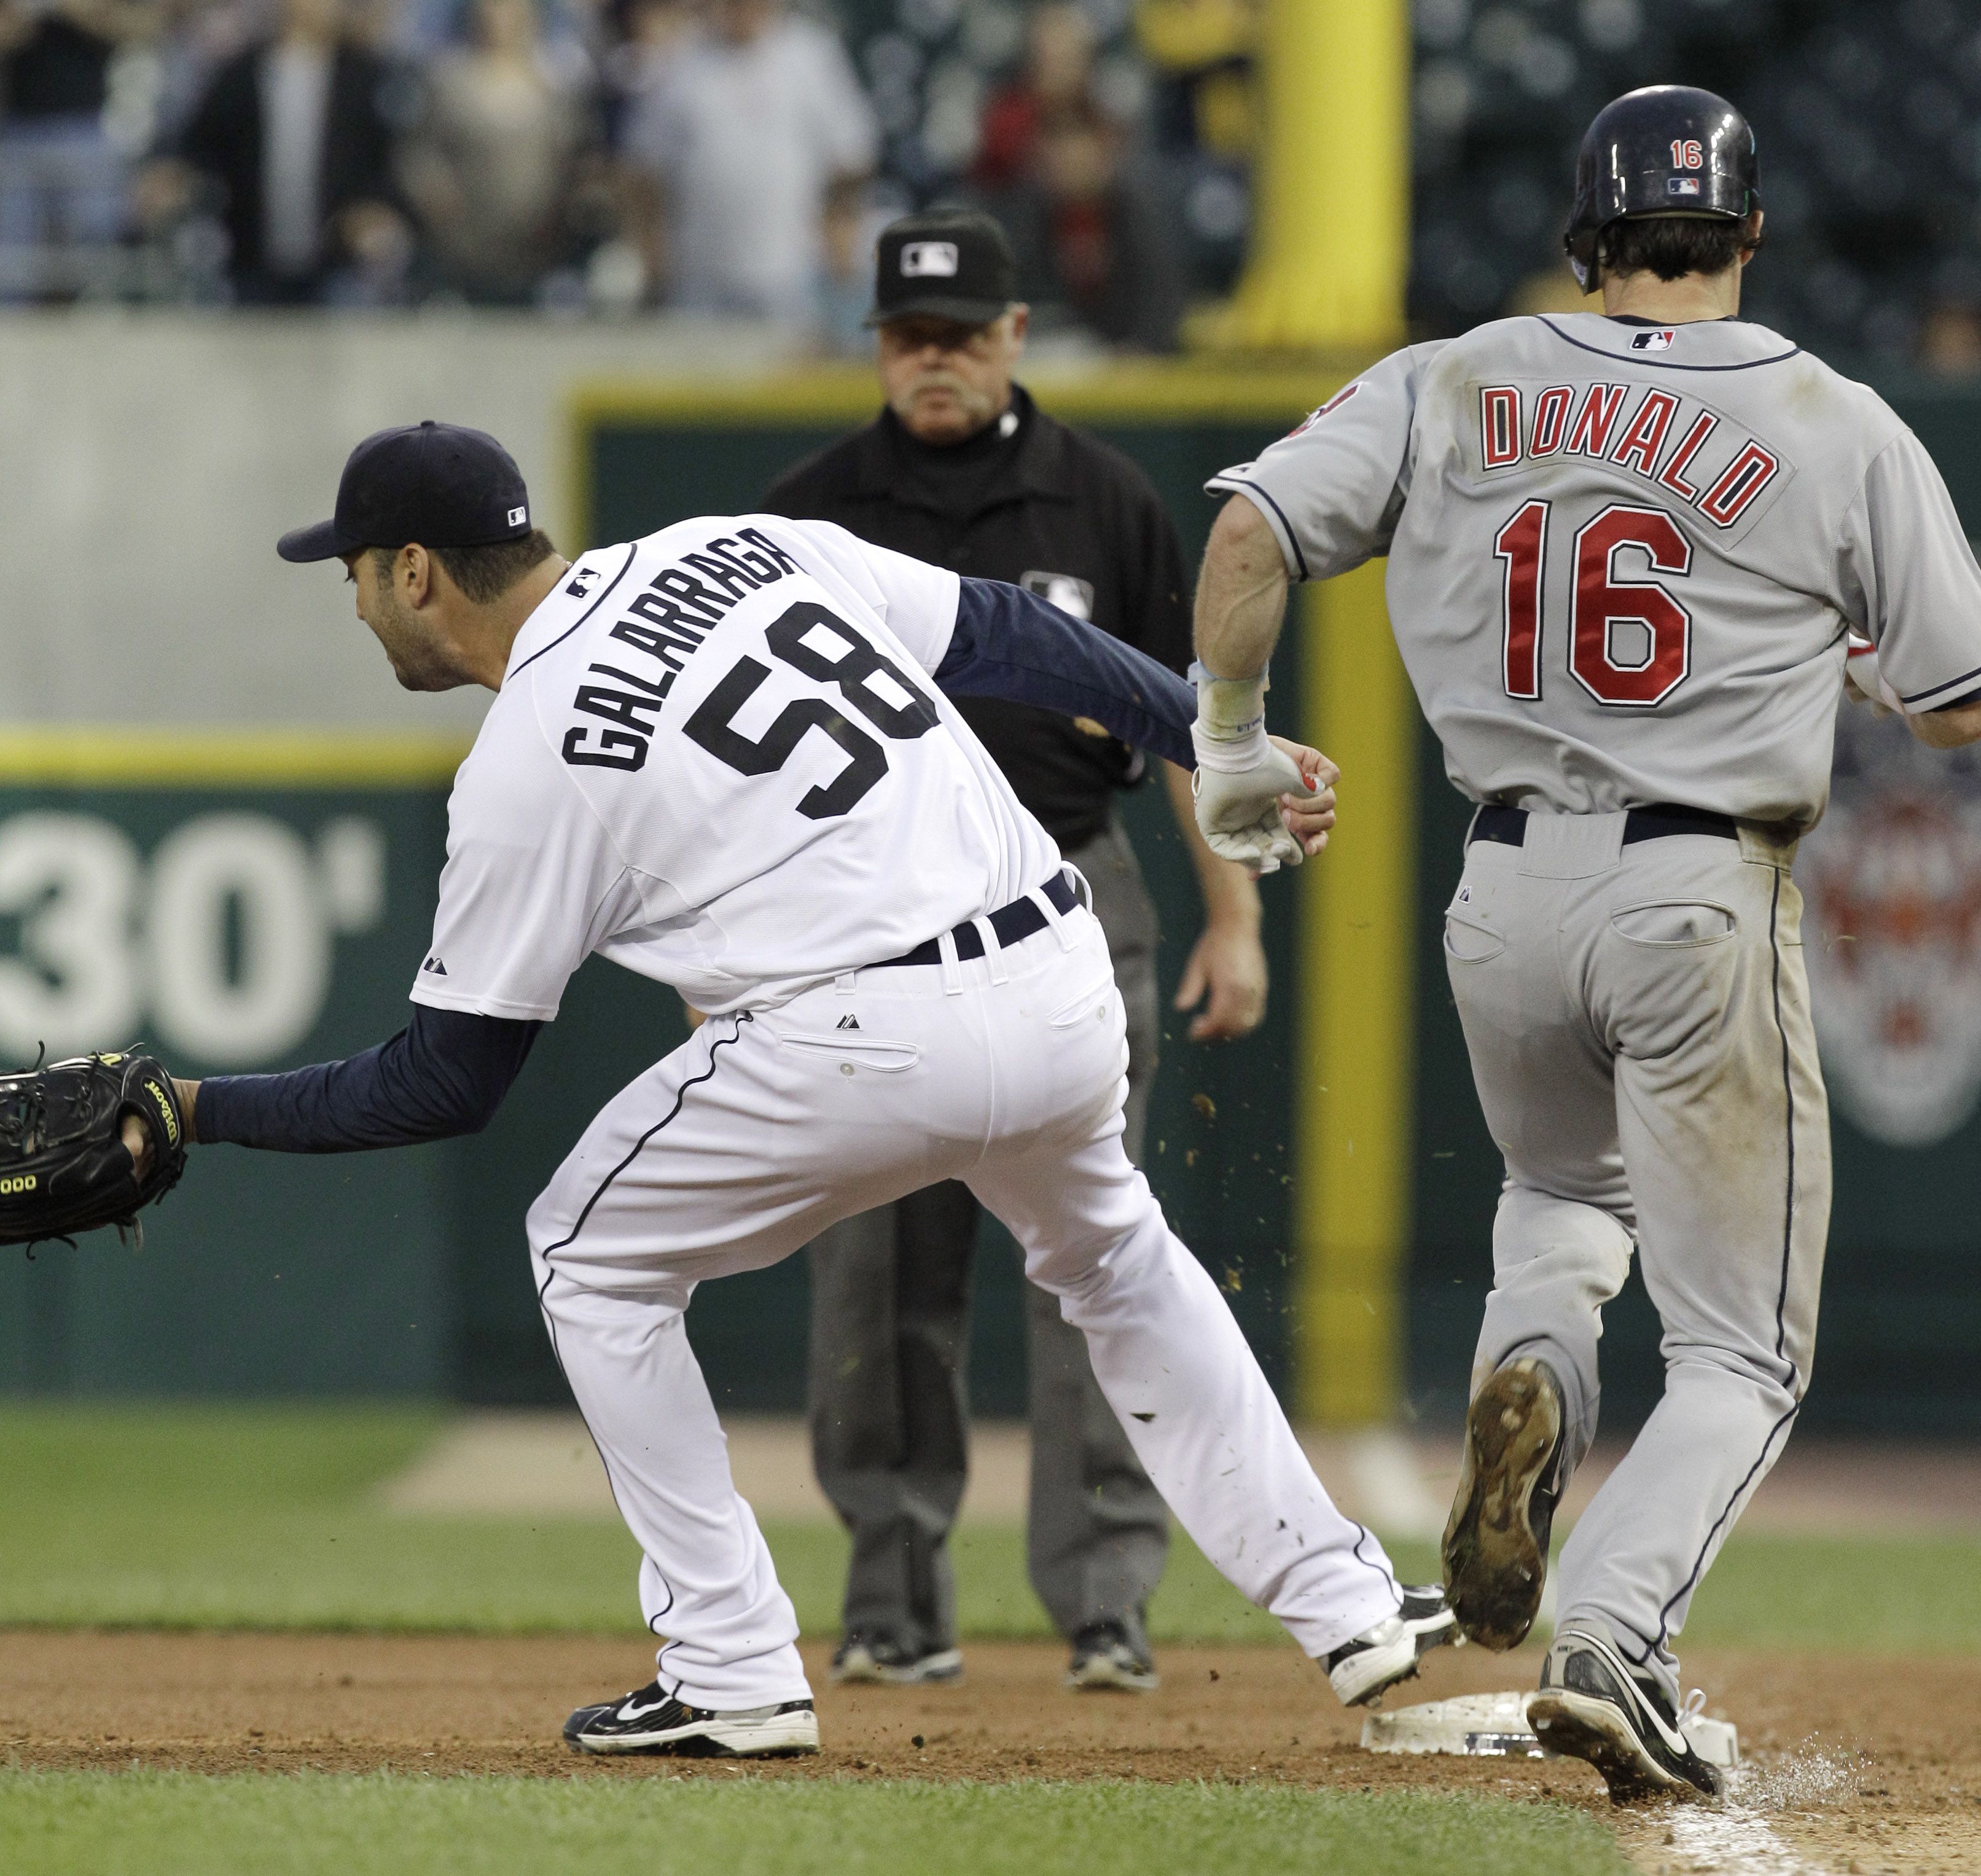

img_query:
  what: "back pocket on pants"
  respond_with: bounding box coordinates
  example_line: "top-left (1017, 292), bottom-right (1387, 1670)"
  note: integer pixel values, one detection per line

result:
top-left (777, 1033), bottom-right (921, 1074)
top-left (1047, 978), bottom-right (1118, 1028)
top-left (1609, 900), bottom-right (1738, 948)
top-left (1444, 908), bottom-right (1506, 963)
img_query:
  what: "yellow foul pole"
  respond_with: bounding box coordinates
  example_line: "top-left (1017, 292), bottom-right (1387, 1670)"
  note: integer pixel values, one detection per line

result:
top-left (1213, 0), bottom-right (1418, 1423)
top-left (1297, 569), bottom-right (1418, 1426)
top-left (1222, 0), bottom-right (1410, 354)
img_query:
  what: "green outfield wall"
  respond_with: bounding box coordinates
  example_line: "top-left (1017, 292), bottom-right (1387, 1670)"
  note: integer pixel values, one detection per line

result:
top-left (0, 745), bottom-right (462, 1398)
top-left (3, 369), bottom-right (1978, 1436)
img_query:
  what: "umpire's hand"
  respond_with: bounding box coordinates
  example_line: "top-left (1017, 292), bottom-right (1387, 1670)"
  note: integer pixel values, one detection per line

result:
top-left (1174, 920), bottom-right (1268, 1042)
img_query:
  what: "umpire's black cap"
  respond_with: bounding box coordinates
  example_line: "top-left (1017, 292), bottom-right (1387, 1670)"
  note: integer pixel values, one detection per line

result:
top-left (865, 211), bottom-right (1018, 328)
top-left (277, 420), bottom-right (534, 563)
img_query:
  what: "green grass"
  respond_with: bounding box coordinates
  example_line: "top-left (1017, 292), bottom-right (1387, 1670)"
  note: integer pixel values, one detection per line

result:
top-left (0, 1772), bottom-right (1630, 1876)
top-left (0, 1404), bottom-right (1382, 1640)
top-left (0, 1404), bottom-right (1973, 1649)
top-left (1678, 1531), bottom-right (1981, 1651)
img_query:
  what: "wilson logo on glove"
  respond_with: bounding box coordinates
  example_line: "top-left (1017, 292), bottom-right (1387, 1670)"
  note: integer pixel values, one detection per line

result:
top-left (0, 1051), bottom-right (189, 1249)
top-left (147, 1079), bottom-right (181, 1147)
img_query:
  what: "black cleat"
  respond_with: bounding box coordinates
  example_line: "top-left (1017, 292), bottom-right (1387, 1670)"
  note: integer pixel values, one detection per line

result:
top-left (1066, 1620), bottom-right (1159, 1692)
top-left (1527, 1625), bottom-right (1724, 1804)
top-left (563, 1681), bottom-right (818, 1757)
top-left (1323, 1585), bottom-right (1462, 1707)
top-left (829, 1633), bottom-right (964, 1686)
top-left (1443, 1357), bottom-right (1564, 1650)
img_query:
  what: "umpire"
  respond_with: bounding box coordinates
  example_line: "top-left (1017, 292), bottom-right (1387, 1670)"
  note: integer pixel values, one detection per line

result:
top-left (765, 210), bottom-right (1267, 1693)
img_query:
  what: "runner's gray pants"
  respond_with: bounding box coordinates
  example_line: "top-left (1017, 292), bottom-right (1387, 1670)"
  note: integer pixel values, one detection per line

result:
top-left (1443, 811), bottom-right (1830, 1702)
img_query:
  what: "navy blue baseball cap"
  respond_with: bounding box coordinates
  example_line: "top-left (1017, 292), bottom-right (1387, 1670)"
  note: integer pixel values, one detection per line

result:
top-left (276, 420), bottom-right (534, 563)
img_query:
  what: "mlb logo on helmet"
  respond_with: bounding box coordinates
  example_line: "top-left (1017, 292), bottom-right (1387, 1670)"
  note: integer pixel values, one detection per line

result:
top-left (901, 241), bottom-right (960, 278)
top-left (1630, 329), bottom-right (1677, 351)
top-left (1667, 176), bottom-right (1702, 196)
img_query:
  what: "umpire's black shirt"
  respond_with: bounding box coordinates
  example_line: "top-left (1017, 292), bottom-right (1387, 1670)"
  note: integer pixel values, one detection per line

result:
top-left (764, 385), bottom-right (1192, 851)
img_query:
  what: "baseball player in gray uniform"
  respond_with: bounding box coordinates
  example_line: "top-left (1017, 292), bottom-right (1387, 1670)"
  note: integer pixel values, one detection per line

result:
top-left (1189, 86), bottom-right (1981, 1802)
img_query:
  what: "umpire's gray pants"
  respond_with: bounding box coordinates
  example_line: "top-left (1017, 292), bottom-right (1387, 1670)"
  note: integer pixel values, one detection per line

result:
top-left (807, 816), bottom-right (1169, 1659)
top-left (1444, 814), bottom-right (1829, 1702)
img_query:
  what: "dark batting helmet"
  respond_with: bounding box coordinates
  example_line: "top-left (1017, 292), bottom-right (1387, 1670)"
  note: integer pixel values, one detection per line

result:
top-left (1564, 85), bottom-right (1761, 289)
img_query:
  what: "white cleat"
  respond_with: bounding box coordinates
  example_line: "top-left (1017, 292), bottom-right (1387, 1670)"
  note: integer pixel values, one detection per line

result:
top-left (1324, 1586), bottom-right (1463, 1707)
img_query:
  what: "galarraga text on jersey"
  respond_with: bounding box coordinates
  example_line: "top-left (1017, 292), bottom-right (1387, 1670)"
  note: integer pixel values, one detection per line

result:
top-left (561, 528), bottom-right (802, 772)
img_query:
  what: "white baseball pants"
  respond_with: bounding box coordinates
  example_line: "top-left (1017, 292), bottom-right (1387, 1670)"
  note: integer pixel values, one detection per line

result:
top-left (528, 901), bottom-right (1401, 1711)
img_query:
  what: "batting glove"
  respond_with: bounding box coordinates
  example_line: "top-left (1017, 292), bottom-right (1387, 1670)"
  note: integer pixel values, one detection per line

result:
top-left (1190, 662), bottom-right (1307, 875)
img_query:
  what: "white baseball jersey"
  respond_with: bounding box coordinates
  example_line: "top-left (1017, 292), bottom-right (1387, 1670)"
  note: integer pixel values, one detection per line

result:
top-left (1213, 312), bottom-right (1981, 827)
top-left (410, 515), bottom-right (1059, 1020)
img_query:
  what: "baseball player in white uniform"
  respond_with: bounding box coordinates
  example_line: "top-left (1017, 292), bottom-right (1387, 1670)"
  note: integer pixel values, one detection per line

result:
top-left (1189, 87), bottom-right (1981, 1801)
top-left (158, 418), bottom-right (1458, 1758)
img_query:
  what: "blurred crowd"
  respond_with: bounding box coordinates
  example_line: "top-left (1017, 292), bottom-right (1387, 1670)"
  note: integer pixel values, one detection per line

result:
top-left (0, 0), bottom-right (1252, 349)
top-left (1412, 0), bottom-right (1981, 378)
top-left (9, 0), bottom-right (1981, 372)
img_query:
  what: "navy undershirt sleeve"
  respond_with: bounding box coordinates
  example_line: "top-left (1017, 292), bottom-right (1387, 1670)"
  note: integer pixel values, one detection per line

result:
top-left (195, 1003), bottom-right (542, 1152)
top-left (935, 578), bottom-right (1198, 770)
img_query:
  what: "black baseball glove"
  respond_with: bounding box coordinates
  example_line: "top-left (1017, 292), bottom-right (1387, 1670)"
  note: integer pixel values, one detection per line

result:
top-left (0, 1051), bottom-right (189, 1248)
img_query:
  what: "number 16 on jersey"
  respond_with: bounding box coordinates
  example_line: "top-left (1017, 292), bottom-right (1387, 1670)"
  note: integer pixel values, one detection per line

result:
top-left (1495, 499), bottom-right (1695, 708)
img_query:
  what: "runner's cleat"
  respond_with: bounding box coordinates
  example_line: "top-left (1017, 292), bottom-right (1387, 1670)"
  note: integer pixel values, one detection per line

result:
top-left (1527, 1625), bottom-right (1724, 1804)
top-left (1443, 1357), bottom-right (1565, 1650)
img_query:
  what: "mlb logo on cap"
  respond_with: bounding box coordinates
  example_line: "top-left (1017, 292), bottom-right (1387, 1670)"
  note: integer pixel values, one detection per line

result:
top-left (901, 241), bottom-right (959, 278)
top-left (867, 211), bottom-right (1015, 326)
top-left (274, 418), bottom-right (536, 564)
top-left (1630, 329), bottom-right (1677, 351)
top-left (1667, 176), bottom-right (1702, 196)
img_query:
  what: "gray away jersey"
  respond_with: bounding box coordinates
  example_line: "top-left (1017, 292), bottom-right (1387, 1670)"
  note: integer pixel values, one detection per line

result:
top-left (1212, 312), bottom-right (1981, 827)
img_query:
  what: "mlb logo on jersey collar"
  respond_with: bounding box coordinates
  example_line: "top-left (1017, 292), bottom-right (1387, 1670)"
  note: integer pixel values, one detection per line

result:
top-left (1631, 329), bottom-right (1678, 351)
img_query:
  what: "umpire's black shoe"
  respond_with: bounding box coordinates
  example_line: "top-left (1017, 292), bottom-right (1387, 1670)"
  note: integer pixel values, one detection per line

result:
top-left (1066, 1620), bottom-right (1159, 1692)
top-left (1443, 1356), bottom-right (1565, 1651)
top-left (563, 1681), bottom-right (818, 1757)
top-left (1527, 1625), bottom-right (1723, 1804)
top-left (1323, 1585), bottom-right (1462, 1707)
top-left (829, 1633), bottom-right (964, 1686)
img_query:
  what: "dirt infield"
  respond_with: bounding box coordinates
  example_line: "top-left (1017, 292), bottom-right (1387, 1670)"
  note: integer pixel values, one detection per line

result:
top-left (3, 1633), bottom-right (1977, 1872)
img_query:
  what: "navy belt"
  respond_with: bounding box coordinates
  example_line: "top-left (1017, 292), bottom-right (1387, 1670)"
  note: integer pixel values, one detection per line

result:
top-left (1469, 803), bottom-right (1738, 849)
top-left (872, 871), bottom-right (1082, 969)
